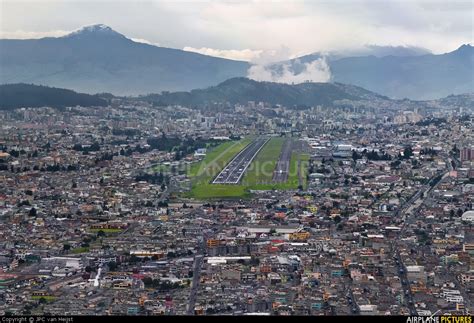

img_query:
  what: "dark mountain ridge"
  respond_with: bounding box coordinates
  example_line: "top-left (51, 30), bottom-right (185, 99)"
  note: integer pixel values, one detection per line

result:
top-left (0, 24), bottom-right (472, 99)
top-left (0, 24), bottom-right (250, 95)
top-left (143, 77), bottom-right (389, 107)
top-left (0, 83), bottom-right (107, 109)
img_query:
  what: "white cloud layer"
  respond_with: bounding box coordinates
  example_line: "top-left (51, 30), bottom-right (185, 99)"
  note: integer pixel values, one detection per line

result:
top-left (1, 0), bottom-right (472, 56)
top-left (0, 29), bottom-right (69, 39)
top-left (183, 45), bottom-right (298, 63)
top-left (131, 38), bottom-right (161, 46)
top-left (247, 58), bottom-right (332, 84)
top-left (183, 47), bottom-right (264, 62)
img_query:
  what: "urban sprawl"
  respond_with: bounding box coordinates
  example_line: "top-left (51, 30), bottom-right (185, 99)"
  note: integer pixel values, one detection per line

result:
top-left (0, 98), bottom-right (473, 316)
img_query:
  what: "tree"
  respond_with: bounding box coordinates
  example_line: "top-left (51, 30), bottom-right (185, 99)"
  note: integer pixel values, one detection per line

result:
top-left (142, 277), bottom-right (153, 287)
top-left (97, 230), bottom-right (106, 237)
top-left (403, 145), bottom-right (413, 159)
top-left (352, 150), bottom-right (361, 162)
top-left (129, 255), bottom-right (139, 263)
top-left (28, 207), bottom-right (37, 217)
top-left (145, 201), bottom-right (153, 207)
top-left (63, 244), bottom-right (71, 251)
top-left (107, 261), bottom-right (117, 271)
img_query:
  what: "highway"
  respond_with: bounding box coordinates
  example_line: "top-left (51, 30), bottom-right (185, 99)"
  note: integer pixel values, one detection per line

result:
top-left (390, 162), bottom-right (450, 316)
top-left (212, 137), bottom-right (269, 184)
top-left (186, 254), bottom-right (203, 315)
top-left (186, 231), bottom-right (207, 315)
top-left (272, 139), bottom-right (293, 183)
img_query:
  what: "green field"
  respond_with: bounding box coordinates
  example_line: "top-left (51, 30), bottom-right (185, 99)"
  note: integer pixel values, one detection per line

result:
top-left (241, 137), bottom-right (284, 186)
top-left (89, 228), bottom-right (123, 234)
top-left (187, 138), bottom-right (253, 178)
top-left (185, 137), bottom-right (309, 199)
top-left (300, 153), bottom-right (310, 189)
top-left (185, 138), bottom-right (253, 199)
top-left (31, 295), bottom-right (56, 302)
top-left (71, 247), bottom-right (90, 254)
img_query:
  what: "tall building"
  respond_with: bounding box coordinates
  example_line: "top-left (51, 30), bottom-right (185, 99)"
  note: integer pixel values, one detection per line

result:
top-left (460, 147), bottom-right (474, 162)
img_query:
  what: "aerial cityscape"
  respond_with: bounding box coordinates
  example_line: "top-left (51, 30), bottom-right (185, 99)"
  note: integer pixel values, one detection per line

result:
top-left (0, 0), bottom-right (473, 318)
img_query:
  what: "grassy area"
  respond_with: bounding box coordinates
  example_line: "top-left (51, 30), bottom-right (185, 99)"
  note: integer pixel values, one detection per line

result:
top-left (89, 228), bottom-right (123, 234)
top-left (241, 137), bottom-right (284, 186)
top-left (185, 138), bottom-right (310, 199)
top-left (300, 153), bottom-right (310, 189)
top-left (71, 247), bottom-right (89, 254)
top-left (187, 138), bottom-right (252, 178)
top-left (185, 138), bottom-right (253, 199)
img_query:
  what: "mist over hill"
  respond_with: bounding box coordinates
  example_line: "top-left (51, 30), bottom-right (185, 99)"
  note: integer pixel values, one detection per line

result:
top-left (263, 44), bottom-right (474, 100)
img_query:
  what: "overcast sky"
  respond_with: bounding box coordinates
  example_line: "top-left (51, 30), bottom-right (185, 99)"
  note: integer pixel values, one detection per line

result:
top-left (1, 0), bottom-right (472, 62)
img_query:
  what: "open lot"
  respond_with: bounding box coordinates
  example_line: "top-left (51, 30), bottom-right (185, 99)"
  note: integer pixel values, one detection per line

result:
top-left (187, 138), bottom-right (252, 179)
top-left (272, 138), bottom-right (293, 183)
top-left (186, 137), bottom-right (309, 199)
top-left (241, 137), bottom-right (285, 186)
top-left (213, 137), bottom-right (269, 184)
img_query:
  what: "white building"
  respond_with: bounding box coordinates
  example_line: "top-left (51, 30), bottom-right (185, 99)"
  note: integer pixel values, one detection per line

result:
top-left (461, 210), bottom-right (474, 223)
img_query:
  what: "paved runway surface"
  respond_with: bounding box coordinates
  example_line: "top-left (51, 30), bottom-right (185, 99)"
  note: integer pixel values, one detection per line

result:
top-left (212, 137), bottom-right (269, 184)
top-left (272, 139), bottom-right (293, 183)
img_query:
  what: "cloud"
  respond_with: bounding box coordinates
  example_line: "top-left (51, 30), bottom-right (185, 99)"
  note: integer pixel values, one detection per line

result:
top-left (247, 58), bottom-right (331, 84)
top-left (183, 47), bottom-right (263, 62)
top-left (131, 38), bottom-right (160, 46)
top-left (183, 45), bottom-right (296, 63)
top-left (0, 29), bottom-right (69, 39)
top-left (0, 0), bottom-right (472, 54)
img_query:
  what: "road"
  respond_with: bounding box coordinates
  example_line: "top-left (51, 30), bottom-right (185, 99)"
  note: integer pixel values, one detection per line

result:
top-left (390, 164), bottom-right (450, 316)
top-left (273, 139), bottom-right (293, 183)
top-left (345, 283), bottom-right (360, 315)
top-left (186, 231), bottom-right (208, 315)
top-left (186, 254), bottom-right (203, 315)
top-left (212, 137), bottom-right (269, 184)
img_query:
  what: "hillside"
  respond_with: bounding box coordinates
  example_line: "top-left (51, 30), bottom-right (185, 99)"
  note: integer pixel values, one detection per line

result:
top-left (270, 44), bottom-right (474, 100)
top-left (0, 83), bottom-right (107, 109)
top-left (0, 24), bottom-right (472, 99)
top-left (143, 77), bottom-right (387, 107)
top-left (0, 24), bottom-right (249, 95)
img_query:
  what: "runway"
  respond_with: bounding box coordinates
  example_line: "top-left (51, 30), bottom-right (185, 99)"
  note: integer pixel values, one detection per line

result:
top-left (212, 137), bottom-right (269, 184)
top-left (272, 138), bottom-right (293, 183)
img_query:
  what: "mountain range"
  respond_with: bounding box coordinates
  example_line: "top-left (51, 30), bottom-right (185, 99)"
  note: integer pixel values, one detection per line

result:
top-left (0, 83), bottom-right (106, 110)
top-left (143, 77), bottom-right (388, 108)
top-left (2, 79), bottom-right (473, 111)
top-left (0, 25), bottom-right (249, 96)
top-left (0, 24), bottom-right (472, 99)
